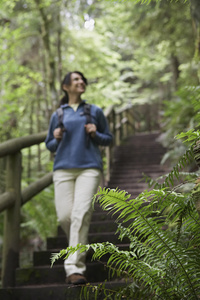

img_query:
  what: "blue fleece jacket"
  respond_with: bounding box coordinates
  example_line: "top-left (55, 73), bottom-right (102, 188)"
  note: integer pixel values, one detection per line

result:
top-left (45, 101), bottom-right (113, 171)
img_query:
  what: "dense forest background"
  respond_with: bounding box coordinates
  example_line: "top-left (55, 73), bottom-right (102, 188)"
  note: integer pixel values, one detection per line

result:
top-left (0, 0), bottom-right (200, 260)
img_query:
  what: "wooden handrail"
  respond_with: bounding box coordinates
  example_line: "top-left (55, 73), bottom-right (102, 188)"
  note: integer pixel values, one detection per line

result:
top-left (0, 172), bottom-right (53, 212)
top-left (21, 172), bottom-right (53, 206)
top-left (0, 102), bottom-right (159, 288)
top-left (0, 191), bottom-right (15, 212)
top-left (0, 131), bottom-right (47, 157)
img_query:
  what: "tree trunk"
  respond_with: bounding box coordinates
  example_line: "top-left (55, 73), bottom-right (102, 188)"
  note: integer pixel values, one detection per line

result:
top-left (37, 88), bottom-right (42, 172)
top-left (34, 0), bottom-right (58, 111)
top-left (57, 10), bottom-right (62, 96)
top-left (28, 102), bottom-right (34, 179)
top-left (171, 55), bottom-right (180, 91)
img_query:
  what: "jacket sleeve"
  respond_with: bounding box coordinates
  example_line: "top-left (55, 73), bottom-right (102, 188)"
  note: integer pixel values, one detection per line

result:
top-left (92, 107), bottom-right (113, 146)
top-left (45, 112), bottom-right (60, 153)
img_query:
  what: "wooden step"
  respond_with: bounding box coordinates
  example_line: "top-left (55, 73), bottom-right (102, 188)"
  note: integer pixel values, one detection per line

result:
top-left (46, 232), bottom-right (129, 250)
top-left (15, 262), bottom-right (109, 286)
top-left (0, 281), bottom-right (129, 300)
top-left (33, 244), bottom-right (130, 266)
top-left (57, 220), bottom-right (118, 236)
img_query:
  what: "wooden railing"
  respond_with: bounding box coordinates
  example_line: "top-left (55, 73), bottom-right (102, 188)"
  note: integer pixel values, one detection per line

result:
top-left (0, 102), bottom-right (159, 287)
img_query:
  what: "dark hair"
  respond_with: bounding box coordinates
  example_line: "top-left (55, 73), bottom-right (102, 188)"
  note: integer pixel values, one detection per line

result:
top-left (60, 71), bottom-right (88, 105)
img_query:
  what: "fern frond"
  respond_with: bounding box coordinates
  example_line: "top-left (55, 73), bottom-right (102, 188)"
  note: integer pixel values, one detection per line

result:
top-left (142, 146), bottom-right (195, 191)
top-left (95, 187), bottom-right (200, 299)
top-left (50, 243), bottom-right (91, 267)
top-left (162, 148), bottom-right (195, 188)
top-left (50, 249), bottom-right (66, 267)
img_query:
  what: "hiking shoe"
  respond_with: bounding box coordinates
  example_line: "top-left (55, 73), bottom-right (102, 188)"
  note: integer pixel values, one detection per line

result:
top-left (66, 273), bottom-right (87, 285)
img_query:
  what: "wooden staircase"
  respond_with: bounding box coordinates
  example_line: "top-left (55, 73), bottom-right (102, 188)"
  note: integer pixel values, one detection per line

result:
top-left (0, 132), bottom-right (168, 300)
top-left (108, 132), bottom-right (168, 196)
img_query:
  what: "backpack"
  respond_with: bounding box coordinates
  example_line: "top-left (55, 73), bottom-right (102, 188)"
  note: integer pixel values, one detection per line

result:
top-left (56, 103), bottom-right (91, 130)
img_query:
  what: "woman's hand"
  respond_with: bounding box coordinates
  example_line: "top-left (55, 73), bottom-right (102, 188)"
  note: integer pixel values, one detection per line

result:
top-left (53, 128), bottom-right (64, 140)
top-left (85, 123), bottom-right (97, 138)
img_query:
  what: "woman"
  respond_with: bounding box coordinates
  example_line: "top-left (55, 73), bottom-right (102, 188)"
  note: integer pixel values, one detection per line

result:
top-left (45, 71), bottom-right (112, 285)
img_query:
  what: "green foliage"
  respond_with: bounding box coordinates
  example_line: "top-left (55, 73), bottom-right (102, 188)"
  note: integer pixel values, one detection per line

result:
top-left (159, 86), bottom-right (200, 166)
top-left (0, 0), bottom-right (198, 142)
top-left (0, 0), bottom-right (196, 138)
top-left (163, 86), bottom-right (200, 135)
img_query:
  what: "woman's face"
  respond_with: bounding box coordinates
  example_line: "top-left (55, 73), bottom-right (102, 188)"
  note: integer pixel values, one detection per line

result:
top-left (63, 73), bottom-right (86, 95)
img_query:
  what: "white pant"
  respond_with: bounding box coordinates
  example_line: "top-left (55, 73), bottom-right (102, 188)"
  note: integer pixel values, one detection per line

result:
top-left (53, 168), bottom-right (101, 276)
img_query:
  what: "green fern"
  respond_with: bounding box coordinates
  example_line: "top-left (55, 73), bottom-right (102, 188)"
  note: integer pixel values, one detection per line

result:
top-left (51, 186), bottom-right (200, 299)
top-left (96, 187), bottom-right (200, 297)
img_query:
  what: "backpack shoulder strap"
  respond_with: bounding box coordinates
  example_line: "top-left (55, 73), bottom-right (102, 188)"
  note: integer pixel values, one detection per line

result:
top-left (56, 107), bottom-right (64, 128)
top-left (84, 103), bottom-right (91, 124)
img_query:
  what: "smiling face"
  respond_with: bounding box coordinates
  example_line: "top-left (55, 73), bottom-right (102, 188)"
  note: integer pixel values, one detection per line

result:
top-left (63, 72), bottom-right (86, 96)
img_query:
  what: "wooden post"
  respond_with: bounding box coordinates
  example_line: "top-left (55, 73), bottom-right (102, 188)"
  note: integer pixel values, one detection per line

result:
top-left (116, 113), bottom-right (121, 146)
top-left (120, 112), bottom-right (123, 142)
top-left (146, 103), bottom-right (151, 132)
top-left (123, 110), bottom-right (128, 138)
top-left (112, 109), bottom-right (116, 146)
top-left (105, 146), bottom-right (111, 184)
top-left (2, 152), bottom-right (22, 287)
top-left (127, 109), bottom-right (132, 135)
